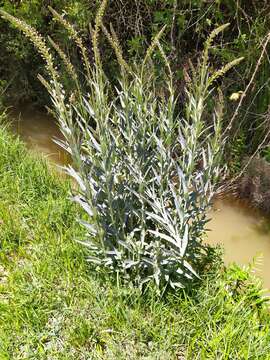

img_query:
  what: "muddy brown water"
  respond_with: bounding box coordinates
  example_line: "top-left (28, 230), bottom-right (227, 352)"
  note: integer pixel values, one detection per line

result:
top-left (10, 105), bottom-right (68, 166)
top-left (9, 106), bottom-right (270, 291)
top-left (207, 199), bottom-right (270, 290)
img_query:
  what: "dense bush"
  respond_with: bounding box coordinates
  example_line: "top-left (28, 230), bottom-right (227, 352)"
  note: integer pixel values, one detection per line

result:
top-left (0, 0), bottom-right (94, 104)
top-left (2, 1), bottom-right (270, 166)
top-left (0, 123), bottom-right (269, 359)
top-left (0, 4), bottom-right (244, 290)
top-left (0, 1), bottom-right (269, 110)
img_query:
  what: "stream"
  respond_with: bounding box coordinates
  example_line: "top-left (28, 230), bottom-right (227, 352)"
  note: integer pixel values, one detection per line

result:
top-left (10, 105), bottom-right (68, 166)
top-left (208, 199), bottom-right (270, 290)
top-left (9, 106), bottom-right (270, 291)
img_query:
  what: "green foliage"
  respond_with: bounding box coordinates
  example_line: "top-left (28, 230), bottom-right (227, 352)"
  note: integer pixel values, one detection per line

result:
top-left (0, 0), bottom-right (269, 113)
top-left (0, 0), bottom-right (93, 105)
top-left (262, 146), bottom-right (270, 162)
top-left (0, 125), bottom-right (269, 358)
top-left (1, 0), bottom-right (270, 169)
top-left (228, 131), bottom-right (247, 174)
top-left (0, 4), bottom-right (245, 291)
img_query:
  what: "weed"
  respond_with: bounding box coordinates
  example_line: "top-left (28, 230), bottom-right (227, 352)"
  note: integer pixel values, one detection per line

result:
top-left (0, 5), bottom-right (245, 291)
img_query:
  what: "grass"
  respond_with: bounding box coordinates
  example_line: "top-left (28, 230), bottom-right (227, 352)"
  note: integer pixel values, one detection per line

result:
top-left (0, 126), bottom-right (270, 359)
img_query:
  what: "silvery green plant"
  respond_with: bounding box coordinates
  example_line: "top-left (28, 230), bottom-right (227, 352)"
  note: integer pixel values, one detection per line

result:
top-left (0, 5), bottom-right (243, 291)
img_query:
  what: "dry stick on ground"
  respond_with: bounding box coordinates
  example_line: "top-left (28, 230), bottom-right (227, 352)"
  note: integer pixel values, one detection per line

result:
top-left (170, 0), bottom-right (177, 55)
top-left (232, 39), bottom-right (270, 135)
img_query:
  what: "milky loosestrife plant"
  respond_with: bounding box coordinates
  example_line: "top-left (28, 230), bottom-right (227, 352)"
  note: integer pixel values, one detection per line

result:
top-left (0, 5), bottom-right (243, 291)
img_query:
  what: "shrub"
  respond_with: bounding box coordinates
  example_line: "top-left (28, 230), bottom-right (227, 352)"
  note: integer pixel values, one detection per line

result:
top-left (0, 4), bottom-right (243, 291)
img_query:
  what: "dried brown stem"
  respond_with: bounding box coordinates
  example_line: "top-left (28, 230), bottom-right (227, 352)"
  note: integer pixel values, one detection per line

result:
top-left (225, 32), bottom-right (270, 135)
